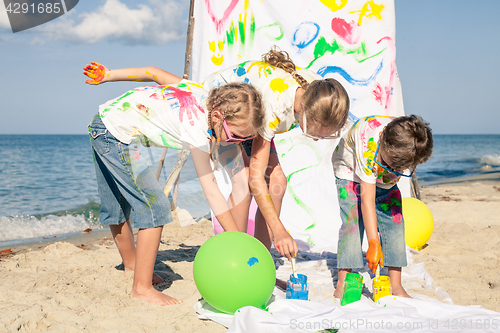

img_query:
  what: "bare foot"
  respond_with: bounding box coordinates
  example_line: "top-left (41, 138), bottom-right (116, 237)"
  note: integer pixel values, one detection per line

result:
top-left (392, 285), bottom-right (412, 298)
top-left (131, 286), bottom-right (183, 306)
top-left (276, 278), bottom-right (287, 291)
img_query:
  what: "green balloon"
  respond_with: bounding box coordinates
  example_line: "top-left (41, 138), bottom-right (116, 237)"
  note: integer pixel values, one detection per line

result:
top-left (193, 231), bottom-right (276, 314)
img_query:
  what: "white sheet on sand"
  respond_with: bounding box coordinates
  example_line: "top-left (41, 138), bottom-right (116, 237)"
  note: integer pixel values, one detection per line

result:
top-left (195, 247), bottom-right (500, 332)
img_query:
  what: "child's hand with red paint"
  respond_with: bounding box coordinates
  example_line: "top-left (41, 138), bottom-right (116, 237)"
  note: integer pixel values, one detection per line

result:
top-left (366, 238), bottom-right (384, 274)
top-left (83, 62), bottom-right (109, 85)
top-left (274, 229), bottom-right (298, 261)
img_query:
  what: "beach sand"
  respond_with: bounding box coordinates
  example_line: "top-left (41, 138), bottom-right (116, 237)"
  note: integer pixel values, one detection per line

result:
top-left (0, 208), bottom-right (227, 333)
top-left (414, 172), bottom-right (500, 313)
top-left (1, 173), bottom-right (499, 332)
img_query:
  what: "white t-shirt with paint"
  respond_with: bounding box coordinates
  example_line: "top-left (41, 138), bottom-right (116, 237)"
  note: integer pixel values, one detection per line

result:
top-left (332, 116), bottom-right (400, 189)
top-left (202, 61), bottom-right (321, 142)
top-left (98, 80), bottom-right (210, 153)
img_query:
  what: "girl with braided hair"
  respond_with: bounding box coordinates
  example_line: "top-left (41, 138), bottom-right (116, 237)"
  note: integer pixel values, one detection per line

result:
top-left (83, 47), bottom-right (350, 262)
top-left (203, 48), bottom-right (350, 261)
top-left (86, 79), bottom-right (264, 306)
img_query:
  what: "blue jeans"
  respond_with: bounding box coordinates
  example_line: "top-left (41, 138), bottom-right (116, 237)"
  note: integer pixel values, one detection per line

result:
top-left (336, 177), bottom-right (407, 268)
top-left (88, 114), bottom-right (172, 229)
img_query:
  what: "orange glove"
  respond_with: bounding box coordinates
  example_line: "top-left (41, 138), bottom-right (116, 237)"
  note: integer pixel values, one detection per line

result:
top-left (366, 239), bottom-right (384, 274)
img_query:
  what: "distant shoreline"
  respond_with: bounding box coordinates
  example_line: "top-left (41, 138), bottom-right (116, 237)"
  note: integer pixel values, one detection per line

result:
top-left (420, 171), bottom-right (500, 187)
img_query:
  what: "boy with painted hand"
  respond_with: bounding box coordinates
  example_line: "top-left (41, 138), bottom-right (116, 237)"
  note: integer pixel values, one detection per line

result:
top-left (332, 115), bottom-right (433, 298)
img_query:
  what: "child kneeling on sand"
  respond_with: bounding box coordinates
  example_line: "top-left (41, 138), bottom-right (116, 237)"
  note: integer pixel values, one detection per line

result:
top-left (332, 115), bottom-right (433, 298)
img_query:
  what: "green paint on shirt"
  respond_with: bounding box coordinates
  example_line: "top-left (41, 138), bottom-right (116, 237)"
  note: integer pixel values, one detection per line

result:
top-left (122, 102), bottom-right (130, 111)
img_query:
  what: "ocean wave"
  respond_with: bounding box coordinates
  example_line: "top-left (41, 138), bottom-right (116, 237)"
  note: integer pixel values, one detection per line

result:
top-left (0, 214), bottom-right (102, 242)
top-left (478, 154), bottom-right (500, 166)
top-left (0, 201), bottom-right (103, 243)
top-left (34, 200), bottom-right (102, 223)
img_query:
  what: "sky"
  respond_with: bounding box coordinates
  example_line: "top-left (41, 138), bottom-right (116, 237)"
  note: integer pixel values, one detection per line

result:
top-left (0, 0), bottom-right (499, 135)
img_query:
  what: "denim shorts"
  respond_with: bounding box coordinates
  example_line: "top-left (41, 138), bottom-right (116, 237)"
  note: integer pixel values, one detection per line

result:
top-left (335, 177), bottom-right (407, 268)
top-left (88, 113), bottom-right (172, 229)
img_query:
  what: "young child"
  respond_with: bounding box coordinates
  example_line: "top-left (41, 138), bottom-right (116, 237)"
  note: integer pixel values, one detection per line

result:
top-left (331, 115), bottom-right (433, 298)
top-left (84, 47), bottom-right (351, 262)
top-left (87, 80), bottom-right (264, 305)
top-left (203, 49), bottom-right (351, 262)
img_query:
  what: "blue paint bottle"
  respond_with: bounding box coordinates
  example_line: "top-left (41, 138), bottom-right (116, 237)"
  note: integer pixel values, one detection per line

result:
top-left (286, 274), bottom-right (309, 300)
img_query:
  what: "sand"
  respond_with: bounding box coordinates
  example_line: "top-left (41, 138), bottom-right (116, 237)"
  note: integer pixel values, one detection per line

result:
top-left (1, 174), bottom-right (499, 332)
top-left (414, 173), bottom-right (500, 313)
top-left (0, 209), bottom-right (226, 333)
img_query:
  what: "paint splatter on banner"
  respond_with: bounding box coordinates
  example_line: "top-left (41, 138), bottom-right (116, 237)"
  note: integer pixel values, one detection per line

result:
top-left (191, 0), bottom-right (406, 252)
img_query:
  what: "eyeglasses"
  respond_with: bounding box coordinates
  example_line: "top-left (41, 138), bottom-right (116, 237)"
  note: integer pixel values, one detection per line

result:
top-left (222, 120), bottom-right (256, 143)
top-left (302, 113), bottom-right (340, 140)
top-left (374, 144), bottom-right (414, 178)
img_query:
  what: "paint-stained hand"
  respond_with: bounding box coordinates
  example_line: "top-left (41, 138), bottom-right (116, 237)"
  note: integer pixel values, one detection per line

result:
top-left (83, 62), bottom-right (109, 85)
top-left (274, 229), bottom-right (298, 261)
top-left (366, 239), bottom-right (384, 274)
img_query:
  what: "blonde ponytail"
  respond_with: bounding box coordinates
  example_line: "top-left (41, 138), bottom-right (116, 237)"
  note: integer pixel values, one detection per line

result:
top-left (262, 46), bottom-right (309, 89)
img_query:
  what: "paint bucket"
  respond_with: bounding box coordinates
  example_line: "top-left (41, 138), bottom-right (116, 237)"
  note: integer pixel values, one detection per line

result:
top-left (286, 273), bottom-right (309, 300)
top-left (373, 276), bottom-right (391, 302)
top-left (341, 272), bottom-right (363, 306)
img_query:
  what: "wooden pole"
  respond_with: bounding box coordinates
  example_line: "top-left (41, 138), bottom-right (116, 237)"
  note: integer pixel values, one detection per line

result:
top-left (164, 0), bottom-right (196, 210)
top-left (411, 172), bottom-right (421, 200)
top-left (163, 149), bottom-right (190, 198)
top-left (155, 146), bottom-right (168, 181)
top-left (183, 0), bottom-right (195, 80)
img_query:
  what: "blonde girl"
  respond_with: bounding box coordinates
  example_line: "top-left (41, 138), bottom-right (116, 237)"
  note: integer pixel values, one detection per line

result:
top-left (87, 79), bottom-right (264, 306)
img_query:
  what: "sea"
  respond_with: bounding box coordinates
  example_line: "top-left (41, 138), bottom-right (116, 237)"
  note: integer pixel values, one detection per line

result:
top-left (1, 134), bottom-right (499, 247)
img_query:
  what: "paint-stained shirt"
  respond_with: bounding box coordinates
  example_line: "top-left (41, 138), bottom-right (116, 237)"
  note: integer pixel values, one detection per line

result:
top-left (332, 116), bottom-right (400, 188)
top-left (98, 80), bottom-right (210, 153)
top-left (202, 61), bottom-right (321, 142)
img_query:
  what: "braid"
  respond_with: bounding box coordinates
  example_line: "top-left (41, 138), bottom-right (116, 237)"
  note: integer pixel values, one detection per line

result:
top-left (262, 45), bottom-right (309, 89)
top-left (206, 107), bottom-right (221, 169)
top-left (206, 83), bottom-right (265, 170)
top-left (290, 71), bottom-right (309, 89)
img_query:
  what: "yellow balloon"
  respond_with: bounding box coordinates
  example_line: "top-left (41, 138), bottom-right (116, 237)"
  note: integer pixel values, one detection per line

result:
top-left (402, 197), bottom-right (434, 250)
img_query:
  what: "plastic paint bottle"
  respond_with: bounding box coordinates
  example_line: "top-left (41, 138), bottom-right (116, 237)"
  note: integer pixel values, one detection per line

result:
top-left (286, 273), bottom-right (309, 300)
top-left (341, 272), bottom-right (363, 306)
top-left (373, 276), bottom-right (391, 302)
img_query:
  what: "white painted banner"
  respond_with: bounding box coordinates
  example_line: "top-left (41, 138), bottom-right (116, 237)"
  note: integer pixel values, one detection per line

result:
top-left (191, 0), bottom-right (408, 252)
